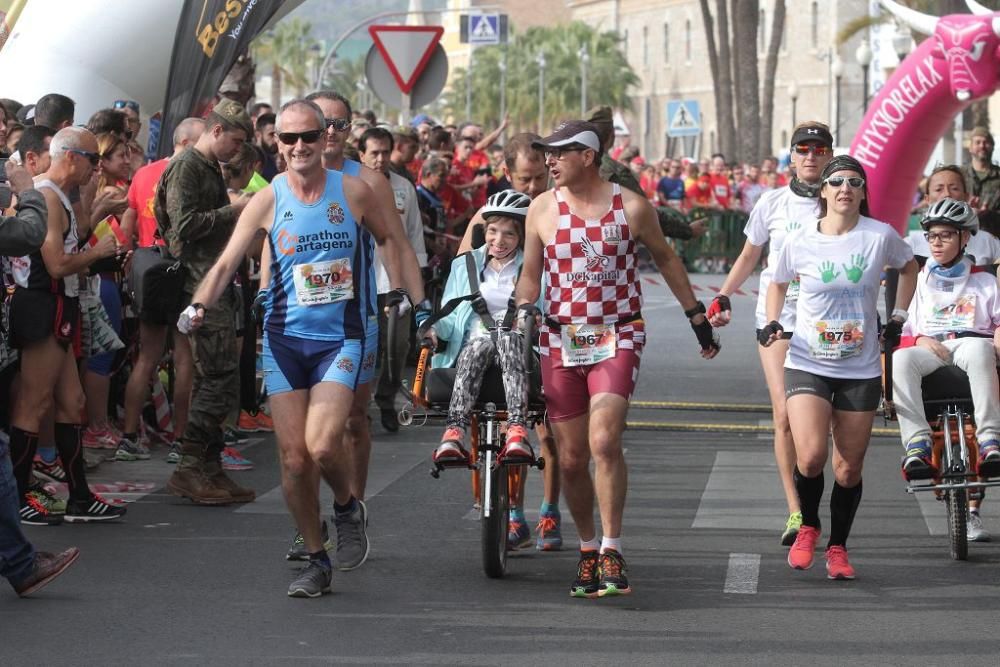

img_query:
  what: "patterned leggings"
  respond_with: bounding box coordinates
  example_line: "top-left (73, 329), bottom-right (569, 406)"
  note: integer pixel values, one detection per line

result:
top-left (447, 332), bottom-right (528, 430)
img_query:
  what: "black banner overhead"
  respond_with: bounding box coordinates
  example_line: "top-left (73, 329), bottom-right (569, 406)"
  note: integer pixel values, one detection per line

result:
top-left (158, 0), bottom-right (286, 157)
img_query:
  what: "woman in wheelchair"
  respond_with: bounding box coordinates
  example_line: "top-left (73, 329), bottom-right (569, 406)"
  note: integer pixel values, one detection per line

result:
top-left (894, 198), bottom-right (1000, 485)
top-left (423, 190), bottom-right (537, 466)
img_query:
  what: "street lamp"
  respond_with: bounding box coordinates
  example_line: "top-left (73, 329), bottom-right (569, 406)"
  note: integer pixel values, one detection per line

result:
top-left (789, 81), bottom-right (798, 127)
top-left (855, 40), bottom-right (872, 114)
top-left (831, 56), bottom-right (844, 145)
top-left (537, 51), bottom-right (547, 133)
top-left (499, 51), bottom-right (507, 130)
top-left (579, 45), bottom-right (590, 116)
top-left (892, 21), bottom-right (913, 63)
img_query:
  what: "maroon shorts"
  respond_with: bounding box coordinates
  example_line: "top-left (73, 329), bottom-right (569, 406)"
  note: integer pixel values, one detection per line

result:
top-left (540, 345), bottom-right (643, 422)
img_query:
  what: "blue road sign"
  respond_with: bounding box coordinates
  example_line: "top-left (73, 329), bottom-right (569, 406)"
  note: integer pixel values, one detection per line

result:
top-left (666, 100), bottom-right (701, 138)
top-left (469, 14), bottom-right (500, 45)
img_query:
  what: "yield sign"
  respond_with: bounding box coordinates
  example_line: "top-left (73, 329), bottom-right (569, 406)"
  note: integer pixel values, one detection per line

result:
top-left (368, 25), bottom-right (444, 95)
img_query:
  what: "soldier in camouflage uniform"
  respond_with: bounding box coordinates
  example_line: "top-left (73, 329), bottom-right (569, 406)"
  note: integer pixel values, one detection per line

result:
top-left (963, 126), bottom-right (1000, 237)
top-left (586, 106), bottom-right (702, 241)
top-left (155, 99), bottom-right (255, 505)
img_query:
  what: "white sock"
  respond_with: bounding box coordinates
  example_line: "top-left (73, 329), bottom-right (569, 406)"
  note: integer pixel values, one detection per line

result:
top-left (579, 537), bottom-right (600, 552)
top-left (600, 536), bottom-right (622, 554)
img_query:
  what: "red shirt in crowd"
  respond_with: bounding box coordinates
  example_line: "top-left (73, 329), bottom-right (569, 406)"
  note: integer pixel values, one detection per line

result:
top-left (686, 175), bottom-right (715, 208)
top-left (709, 173), bottom-right (731, 208)
top-left (127, 157), bottom-right (169, 248)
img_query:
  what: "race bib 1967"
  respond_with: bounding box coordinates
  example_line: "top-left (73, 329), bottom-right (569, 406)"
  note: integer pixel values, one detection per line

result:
top-left (561, 323), bottom-right (616, 367)
top-left (292, 258), bottom-right (353, 306)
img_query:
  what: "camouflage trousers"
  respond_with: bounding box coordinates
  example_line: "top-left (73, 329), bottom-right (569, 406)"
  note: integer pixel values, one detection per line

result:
top-left (178, 289), bottom-right (239, 470)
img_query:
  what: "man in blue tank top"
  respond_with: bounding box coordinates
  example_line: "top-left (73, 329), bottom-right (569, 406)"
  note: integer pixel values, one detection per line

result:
top-left (179, 99), bottom-right (427, 598)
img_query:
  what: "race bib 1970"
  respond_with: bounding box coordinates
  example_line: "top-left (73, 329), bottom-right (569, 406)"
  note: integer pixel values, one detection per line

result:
top-left (292, 258), bottom-right (353, 306)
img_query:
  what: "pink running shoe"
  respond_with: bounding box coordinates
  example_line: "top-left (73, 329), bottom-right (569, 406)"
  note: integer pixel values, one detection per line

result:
top-left (787, 525), bottom-right (820, 570)
top-left (82, 427), bottom-right (117, 450)
top-left (825, 545), bottom-right (856, 580)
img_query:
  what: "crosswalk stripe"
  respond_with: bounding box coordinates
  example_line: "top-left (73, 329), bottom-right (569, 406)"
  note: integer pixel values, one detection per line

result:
top-left (723, 553), bottom-right (760, 594)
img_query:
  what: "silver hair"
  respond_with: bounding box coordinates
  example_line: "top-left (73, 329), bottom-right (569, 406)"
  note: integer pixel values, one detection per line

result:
top-left (275, 99), bottom-right (325, 134)
top-left (49, 126), bottom-right (92, 160)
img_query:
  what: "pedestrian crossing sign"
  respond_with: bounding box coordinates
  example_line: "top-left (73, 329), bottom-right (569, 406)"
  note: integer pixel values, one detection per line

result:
top-left (469, 14), bottom-right (500, 44)
top-left (667, 100), bottom-right (701, 137)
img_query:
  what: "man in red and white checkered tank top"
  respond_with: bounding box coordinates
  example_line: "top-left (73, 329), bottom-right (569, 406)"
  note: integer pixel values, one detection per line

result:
top-left (515, 121), bottom-right (720, 598)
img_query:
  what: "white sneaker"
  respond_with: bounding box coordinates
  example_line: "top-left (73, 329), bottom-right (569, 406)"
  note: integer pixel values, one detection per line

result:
top-left (968, 512), bottom-right (991, 542)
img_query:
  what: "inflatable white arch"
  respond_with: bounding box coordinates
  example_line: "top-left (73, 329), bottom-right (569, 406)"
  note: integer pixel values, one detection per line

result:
top-left (851, 0), bottom-right (1000, 233)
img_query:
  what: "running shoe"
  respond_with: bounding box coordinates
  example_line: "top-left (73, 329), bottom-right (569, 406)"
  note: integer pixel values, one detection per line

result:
top-left (286, 521), bottom-right (332, 561)
top-left (33, 455), bottom-right (68, 484)
top-left (498, 423), bottom-right (533, 464)
top-left (238, 411), bottom-right (262, 433)
top-left (221, 446), bottom-right (254, 471)
top-left (507, 515), bottom-right (531, 550)
top-left (788, 524), bottom-right (820, 570)
top-left (433, 427), bottom-right (470, 464)
top-left (901, 440), bottom-right (937, 480)
top-left (64, 494), bottom-right (126, 523)
top-left (978, 440), bottom-right (1000, 476)
top-left (114, 437), bottom-right (151, 462)
top-left (223, 428), bottom-right (249, 447)
top-left (825, 545), bottom-right (856, 580)
top-left (27, 484), bottom-right (66, 514)
top-left (597, 549), bottom-right (631, 597)
top-left (535, 511), bottom-right (563, 551)
top-left (570, 550), bottom-right (601, 599)
top-left (166, 443), bottom-right (182, 464)
top-left (254, 411), bottom-right (275, 432)
top-left (781, 511), bottom-right (802, 547)
top-left (968, 511), bottom-right (992, 542)
top-left (333, 500), bottom-right (370, 571)
top-left (287, 560), bottom-right (332, 598)
top-left (20, 490), bottom-right (64, 526)
top-left (82, 426), bottom-right (117, 450)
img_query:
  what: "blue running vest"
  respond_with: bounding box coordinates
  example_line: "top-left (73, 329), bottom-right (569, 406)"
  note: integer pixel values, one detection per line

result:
top-left (265, 169), bottom-right (378, 341)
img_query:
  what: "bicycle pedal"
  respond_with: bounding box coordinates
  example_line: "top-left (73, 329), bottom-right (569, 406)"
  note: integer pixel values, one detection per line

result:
top-left (534, 456), bottom-right (546, 471)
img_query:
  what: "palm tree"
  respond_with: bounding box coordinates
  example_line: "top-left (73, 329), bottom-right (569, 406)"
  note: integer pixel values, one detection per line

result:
top-left (253, 18), bottom-right (321, 108)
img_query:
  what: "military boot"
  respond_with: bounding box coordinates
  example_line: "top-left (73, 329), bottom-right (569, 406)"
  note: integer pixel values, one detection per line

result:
top-left (203, 461), bottom-right (256, 504)
top-left (167, 457), bottom-right (232, 505)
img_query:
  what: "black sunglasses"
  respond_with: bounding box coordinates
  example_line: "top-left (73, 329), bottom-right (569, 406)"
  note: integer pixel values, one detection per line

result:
top-left (324, 118), bottom-right (351, 132)
top-left (277, 130), bottom-right (323, 145)
top-left (68, 149), bottom-right (100, 166)
top-left (113, 99), bottom-right (140, 113)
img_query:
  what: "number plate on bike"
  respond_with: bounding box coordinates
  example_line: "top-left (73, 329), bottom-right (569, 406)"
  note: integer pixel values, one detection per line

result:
top-left (809, 318), bottom-right (864, 360)
top-left (561, 323), bottom-right (616, 367)
top-left (292, 258), bottom-right (353, 306)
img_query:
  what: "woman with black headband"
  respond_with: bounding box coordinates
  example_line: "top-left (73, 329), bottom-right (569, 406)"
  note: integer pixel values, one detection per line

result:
top-left (760, 155), bottom-right (917, 580)
top-left (707, 121), bottom-right (834, 547)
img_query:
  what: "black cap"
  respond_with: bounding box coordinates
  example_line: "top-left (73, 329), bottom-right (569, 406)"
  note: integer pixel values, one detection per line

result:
top-left (531, 120), bottom-right (602, 153)
top-left (790, 125), bottom-right (833, 149)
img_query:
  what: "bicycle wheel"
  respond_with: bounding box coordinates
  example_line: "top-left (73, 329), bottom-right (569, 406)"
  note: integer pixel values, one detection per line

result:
top-left (481, 463), bottom-right (509, 578)
top-left (947, 487), bottom-right (968, 561)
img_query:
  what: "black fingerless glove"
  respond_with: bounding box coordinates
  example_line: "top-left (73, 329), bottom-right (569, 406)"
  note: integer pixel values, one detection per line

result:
top-left (691, 316), bottom-right (721, 352)
top-left (881, 317), bottom-right (904, 342)
top-left (251, 289), bottom-right (268, 323)
top-left (757, 320), bottom-right (783, 346)
top-left (384, 288), bottom-right (410, 309)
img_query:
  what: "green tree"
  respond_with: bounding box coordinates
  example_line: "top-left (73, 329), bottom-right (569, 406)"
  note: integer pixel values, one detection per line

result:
top-left (442, 22), bottom-right (638, 133)
top-left (253, 18), bottom-right (322, 108)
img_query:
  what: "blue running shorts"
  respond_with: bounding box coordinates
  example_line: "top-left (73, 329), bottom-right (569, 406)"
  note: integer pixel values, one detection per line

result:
top-left (262, 329), bottom-right (378, 395)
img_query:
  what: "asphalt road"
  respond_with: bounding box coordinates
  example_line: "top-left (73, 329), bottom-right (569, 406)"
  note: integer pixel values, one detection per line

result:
top-left (6, 274), bottom-right (1000, 666)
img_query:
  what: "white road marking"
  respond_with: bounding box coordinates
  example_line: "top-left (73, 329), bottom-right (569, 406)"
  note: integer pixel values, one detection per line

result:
top-left (723, 552), bottom-right (760, 594)
top-left (692, 451), bottom-right (787, 530)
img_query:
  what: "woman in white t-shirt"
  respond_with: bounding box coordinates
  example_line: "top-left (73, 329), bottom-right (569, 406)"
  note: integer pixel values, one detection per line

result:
top-left (708, 121), bottom-right (833, 547)
top-left (761, 155), bottom-right (918, 580)
top-left (894, 198), bottom-right (1000, 541)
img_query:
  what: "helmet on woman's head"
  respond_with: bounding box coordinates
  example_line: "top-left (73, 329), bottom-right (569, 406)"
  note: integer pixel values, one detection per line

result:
top-left (481, 189), bottom-right (531, 223)
top-left (921, 197), bottom-right (979, 235)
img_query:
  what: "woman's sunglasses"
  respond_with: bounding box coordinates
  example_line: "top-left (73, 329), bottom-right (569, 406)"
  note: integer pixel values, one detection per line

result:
top-left (824, 176), bottom-right (865, 189)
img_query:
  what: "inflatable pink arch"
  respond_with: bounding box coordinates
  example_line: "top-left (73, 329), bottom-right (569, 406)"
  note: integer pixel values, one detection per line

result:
top-left (850, 0), bottom-right (1000, 234)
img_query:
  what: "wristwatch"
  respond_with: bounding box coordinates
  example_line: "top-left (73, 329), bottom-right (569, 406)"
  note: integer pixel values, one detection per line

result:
top-left (684, 301), bottom-right (707, 319)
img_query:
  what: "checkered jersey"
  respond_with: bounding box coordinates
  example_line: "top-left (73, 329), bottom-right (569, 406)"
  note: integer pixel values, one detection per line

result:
top-left (540, 184), bottom-right (644, 356)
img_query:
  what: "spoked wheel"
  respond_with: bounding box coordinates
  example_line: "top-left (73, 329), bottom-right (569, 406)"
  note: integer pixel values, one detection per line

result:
top-left (481, 460), bottom-right (509, 578)
top-left (946, 486), bottom-right (968, 561)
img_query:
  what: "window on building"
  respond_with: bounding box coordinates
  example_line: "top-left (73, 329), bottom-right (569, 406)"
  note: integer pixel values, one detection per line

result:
top-left (685, 19), bottom-right (691, 62)
top-left (811, 2), bottom-right (818, 44)
top-left (759, 9), bottom-right (766, 52)
top-left (663, 22), bottom-right (670, 64)
top-left (643, 25), bottom-right (649, 66)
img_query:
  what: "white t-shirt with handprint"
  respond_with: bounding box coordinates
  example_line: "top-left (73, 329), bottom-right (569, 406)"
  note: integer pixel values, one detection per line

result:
top-left (772, 216), bottom-right (914, 379)
top-left (743, 187), bottom-right (821, 329)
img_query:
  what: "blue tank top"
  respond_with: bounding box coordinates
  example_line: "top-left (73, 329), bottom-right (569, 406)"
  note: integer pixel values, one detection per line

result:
top-left (265, 170), bottom-right (377, 341)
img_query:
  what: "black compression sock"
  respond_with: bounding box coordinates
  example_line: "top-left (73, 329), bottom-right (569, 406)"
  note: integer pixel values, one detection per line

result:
top-left (54, 423), bottom-right (91, 502)
top-left (9, 426), bottom-right (38, 501)
top-left (334, 497), bottom-right (357, 515)
top-left (309, 550), bottom-right (332, 568)
top-left (794, 467), bottom-right (824, 530)
top-left (828, 480), bottom-right (863, 549)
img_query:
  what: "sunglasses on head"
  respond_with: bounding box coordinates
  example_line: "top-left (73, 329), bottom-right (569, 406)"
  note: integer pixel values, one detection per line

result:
top-left (68, 149), bottom-right (100, 166)
top-left (793, 143), bottom-right (832, 156)
top-left (824, 175), bottom-right (865, 189)
top-left (324, 118), bottom-right (351, 132)
top-left (277, 129), bottom-right (323, 145)
top-left (113, 100), bottom-right (140, 113)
